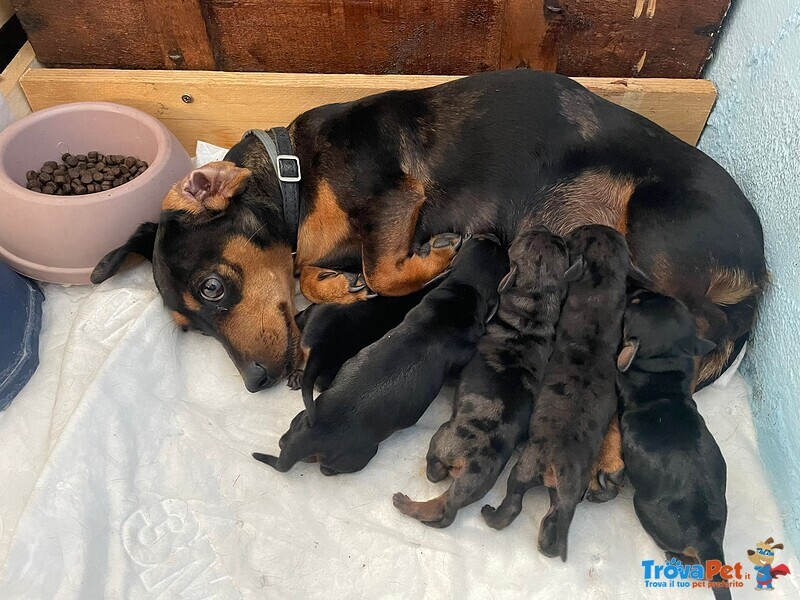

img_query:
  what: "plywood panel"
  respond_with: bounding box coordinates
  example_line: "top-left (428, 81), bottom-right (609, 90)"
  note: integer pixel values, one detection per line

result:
top-left (20, 69), bottom-right (716, 152)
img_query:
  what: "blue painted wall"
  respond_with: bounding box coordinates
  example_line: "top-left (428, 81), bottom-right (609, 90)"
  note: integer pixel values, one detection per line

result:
top-left (700, 0), bottom-right (800, 550)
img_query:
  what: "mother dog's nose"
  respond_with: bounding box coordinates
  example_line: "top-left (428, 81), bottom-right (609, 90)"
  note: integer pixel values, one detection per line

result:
top-left (243, 363), bottom-right (277, 392)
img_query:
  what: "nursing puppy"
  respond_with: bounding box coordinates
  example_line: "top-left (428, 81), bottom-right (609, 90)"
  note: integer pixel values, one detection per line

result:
top-left (616, 290), bottom-right (728, 599)
top-left (393, 226), bottom-right (577, 527)
top-left (482, 225), bottom-right (629, 561)
top-left (296, 285), bottom-right (435, 426)
top-left (253, 236), bottom-right (508, 475)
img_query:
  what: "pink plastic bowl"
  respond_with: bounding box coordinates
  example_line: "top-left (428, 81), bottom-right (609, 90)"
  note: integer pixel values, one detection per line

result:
top-left (0, 102), bottom-right (192, 284)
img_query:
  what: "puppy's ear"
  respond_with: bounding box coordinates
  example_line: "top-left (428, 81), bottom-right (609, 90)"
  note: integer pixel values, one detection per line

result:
top-left (772, 543), bottom-right (784, 550)
top-left (693, 337), bottom-right (716, 357)
top-left (617, 338), bottom-right (640, 372)
top-left (91, 222), bottom-right (158, 284)
top-left (627, 262), bottom-right (655, 294)
top-left (498, 265), bottom-right (518, 293)
top-left (764, 537), bottom-right (775, 545)
top-left (564, 255), bottom-right (584, 283)
top-left (171, 161), bottom-right (252, 214)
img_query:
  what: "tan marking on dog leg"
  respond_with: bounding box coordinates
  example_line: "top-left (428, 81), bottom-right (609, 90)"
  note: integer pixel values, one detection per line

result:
top-left (595, 416), bottom-right (624, 475)
top-left (363, 176), bottom-right (457, 296)
top-left (697, 340), bottom-right (734, 387)
top-left (299, 266), bottom-right (370, 304)
top-left (707, 266), bottom-right (760, 306)
top-left (295, 180), bottom-right (355, 268)
top-left (538, 170), bottom-right (636, 237)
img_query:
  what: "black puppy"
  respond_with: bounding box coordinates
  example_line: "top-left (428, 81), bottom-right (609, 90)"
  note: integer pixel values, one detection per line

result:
top-left (296, 285), bottom-right (434, 426)
top-left (253, 236), bottom-right (508, 475)
top-left (393, 226), bottom-right (579, 527)
top-left (616, 290), bottom-right (728, 599)
top-left (482, 225), bottom-right (629, 561)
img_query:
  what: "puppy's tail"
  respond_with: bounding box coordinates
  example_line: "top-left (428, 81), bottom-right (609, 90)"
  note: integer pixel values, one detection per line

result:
top-left (252, 452), bottom-right (290, 472)
top-left (300, 350), bottom-right (320, 427)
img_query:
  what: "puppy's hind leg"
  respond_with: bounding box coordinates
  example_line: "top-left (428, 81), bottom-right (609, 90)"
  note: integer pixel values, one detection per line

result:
top-left (393, 491), bottom-right (448, 524)
top-left (538, 480), bottom-right (583, 561)
top-left (481, 455), bottom-right (542, 530)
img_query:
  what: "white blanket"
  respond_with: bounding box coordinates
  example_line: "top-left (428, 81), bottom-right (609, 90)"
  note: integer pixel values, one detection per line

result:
top-left (0, 264), bottom-right (797, 599)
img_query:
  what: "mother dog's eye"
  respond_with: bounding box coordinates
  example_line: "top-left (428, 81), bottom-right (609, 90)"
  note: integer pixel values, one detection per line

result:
top-left (200, 276), bottom-right (225, 301)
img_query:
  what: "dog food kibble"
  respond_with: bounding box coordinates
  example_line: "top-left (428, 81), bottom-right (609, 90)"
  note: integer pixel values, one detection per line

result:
top-left (25, 152), bottom-right (149, 195)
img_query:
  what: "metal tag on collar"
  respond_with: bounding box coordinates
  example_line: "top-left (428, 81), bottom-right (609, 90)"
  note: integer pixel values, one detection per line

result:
top-left (276, 154), bottom-right (301, 183)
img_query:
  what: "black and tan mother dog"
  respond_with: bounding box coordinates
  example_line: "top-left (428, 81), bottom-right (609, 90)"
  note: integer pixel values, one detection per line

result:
top-left (91, 69), bottom-right (766, 395)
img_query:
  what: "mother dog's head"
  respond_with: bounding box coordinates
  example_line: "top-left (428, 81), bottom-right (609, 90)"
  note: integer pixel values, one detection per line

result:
top-left (91, 159), bottom-right (301, 392)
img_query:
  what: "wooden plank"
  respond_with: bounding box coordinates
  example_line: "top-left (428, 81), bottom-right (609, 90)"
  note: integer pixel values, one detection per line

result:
top-left (203, 0), bottom-right (504, 74)
top-left (1, 0), bottom-right (15, 27)
top-left (0, 41), bottom-right (35, 121)
top-left (499, 0), bottom-right (561, 71)
top-left (20, 69), bottom-right (716, 153)
top-left (141, 0), bottom-right (215, 70)
top-left (556, 0), bottom-right (731, 78)
top-left (12, 0), bottom-right (164, 68)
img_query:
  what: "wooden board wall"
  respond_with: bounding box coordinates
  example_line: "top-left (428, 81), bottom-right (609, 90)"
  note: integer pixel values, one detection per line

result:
top-left (20, 69), bottom-right (717, 152)
top-left (12, 0), bottom-right (731, 78)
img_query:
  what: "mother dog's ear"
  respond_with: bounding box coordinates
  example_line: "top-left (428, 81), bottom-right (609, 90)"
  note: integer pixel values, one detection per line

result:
top-left (90, 222), bottom-right (158, 284)
top-left (166, 162), bottom-right (252, 216)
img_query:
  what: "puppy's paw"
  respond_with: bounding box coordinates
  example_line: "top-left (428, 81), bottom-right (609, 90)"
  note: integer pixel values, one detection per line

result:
top-left (585, 467), bottom-right (625, 503)
top-left (426, 457), bottom-right (449, 483)
top-left (287, 369), bottom-right (303, 391)
top-left (430, 232), bottom-right (463, 252)
top-left (481, 504), bottom-right (504, 530)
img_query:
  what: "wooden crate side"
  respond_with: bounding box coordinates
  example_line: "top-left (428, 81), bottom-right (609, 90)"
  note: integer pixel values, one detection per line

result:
top-left (20, 70), bottom-right (716, 152)
top-left (11, 0), bottom-right (217, 69)
top-left (557, 0), bottom-right (731, 78)
top-left (204, 0), bottom-right (504, 74)
top-left (1, 41), bottom-right (35, 121)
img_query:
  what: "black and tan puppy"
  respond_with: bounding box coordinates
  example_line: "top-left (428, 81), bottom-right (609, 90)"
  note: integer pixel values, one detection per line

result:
top-left (616, 290), bottom-right (729, 599)
top-left (393, 226), bottom-right (578, 527)
top-left (482, 225), bottom-right (629, 561)
top-left (253, 236), bottom-right (508, 475)
top-left (296, 284), bottom-right (435, 425)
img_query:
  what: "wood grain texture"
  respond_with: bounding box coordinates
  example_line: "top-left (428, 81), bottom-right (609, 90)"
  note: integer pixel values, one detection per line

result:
top-left (11, 0), bottom-right (215, 69)
top-left (203, 0), bottom-right (503, 74)
top-left (556, 0), bottom-right (731, 77)
top-left (141, 0), bottom-right (215, 69)
top-left (20, 69), bottom-right (716, 152)
top-left (1, 0), bottom-right (15, 27)
top-left (500, 0), bottom-right (561, 71)
top-left (0, 41), bottom-right (35, 120)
